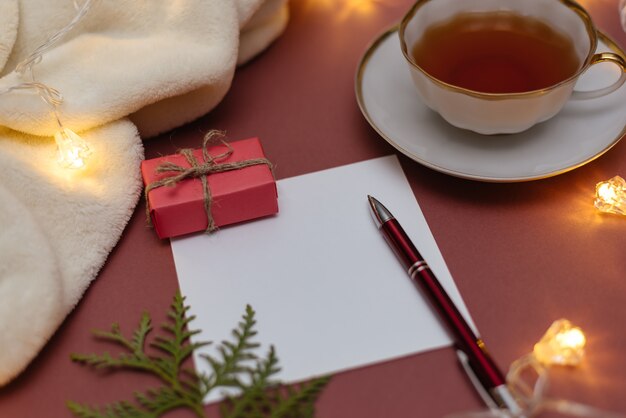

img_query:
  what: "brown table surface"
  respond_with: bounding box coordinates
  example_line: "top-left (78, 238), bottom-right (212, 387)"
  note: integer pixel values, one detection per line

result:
top-left (2, 1), bottom-right (626, 416)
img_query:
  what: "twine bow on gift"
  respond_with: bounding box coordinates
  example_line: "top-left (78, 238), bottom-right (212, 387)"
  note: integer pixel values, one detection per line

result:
top-left (144, 130), bottom-right (274, 233)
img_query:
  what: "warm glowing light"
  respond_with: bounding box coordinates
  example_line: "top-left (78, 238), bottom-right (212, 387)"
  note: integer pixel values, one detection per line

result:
top-left (341, 0), bottom-right (381, 16)
top-left (54, 128), bottom-right (91, 169)
top-left (594, 176), bottom-right (626, 215)
top-left (533, 319), bottom-right (586, 366)
top-left (302, 0), bottom-right (385, 20)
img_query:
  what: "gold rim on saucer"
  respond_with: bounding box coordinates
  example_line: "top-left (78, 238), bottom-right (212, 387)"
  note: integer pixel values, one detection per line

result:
top-left (354, 26), bottom-right (626, 182)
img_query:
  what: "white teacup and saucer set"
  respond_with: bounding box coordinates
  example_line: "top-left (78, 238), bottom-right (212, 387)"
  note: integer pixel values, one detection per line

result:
top-left (356, 0), bottom-right (626, 182)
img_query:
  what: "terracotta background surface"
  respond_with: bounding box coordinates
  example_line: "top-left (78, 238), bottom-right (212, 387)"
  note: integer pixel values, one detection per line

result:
top-left (1, 0), bottom-right (626, 416)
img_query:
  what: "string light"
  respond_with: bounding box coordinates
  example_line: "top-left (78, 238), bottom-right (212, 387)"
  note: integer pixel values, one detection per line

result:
top-left (451, 319), bottom-right (623, 417)
top-left (0, 0), bottom-right (95, 169)
top-left (452, 319), bottom-right (625, 417)
top-left (533, 319), bottom-right (586, 366)
top-left (55, 128), bottom-right (91, 169)
top-left (595, 176), bottom-right (626, 216)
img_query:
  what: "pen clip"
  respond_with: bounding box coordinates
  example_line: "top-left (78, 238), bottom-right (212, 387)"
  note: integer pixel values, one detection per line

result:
top-left (456, 349), bottom-right (500, 411)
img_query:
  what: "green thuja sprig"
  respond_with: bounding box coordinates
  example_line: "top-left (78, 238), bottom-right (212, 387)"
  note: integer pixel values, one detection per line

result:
top-left (220, 345), bottom-right (330, 418)
top-left (68, 293), bottom-right (329, 418)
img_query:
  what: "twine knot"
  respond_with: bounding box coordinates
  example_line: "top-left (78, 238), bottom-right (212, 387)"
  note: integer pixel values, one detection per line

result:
top-left (145, 130), bottom-right (274, 233)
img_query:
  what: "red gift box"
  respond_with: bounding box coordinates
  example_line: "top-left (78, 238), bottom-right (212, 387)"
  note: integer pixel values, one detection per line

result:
top-left (141, 137), bottom-right (278, 239)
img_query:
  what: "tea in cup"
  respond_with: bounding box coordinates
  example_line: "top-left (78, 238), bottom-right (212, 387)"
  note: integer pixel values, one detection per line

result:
top-left (399, 0), bottom-right (626, 134)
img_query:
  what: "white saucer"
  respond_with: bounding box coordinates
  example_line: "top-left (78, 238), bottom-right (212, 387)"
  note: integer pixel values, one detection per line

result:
top-left (356, 27), bottom-right (626, 182)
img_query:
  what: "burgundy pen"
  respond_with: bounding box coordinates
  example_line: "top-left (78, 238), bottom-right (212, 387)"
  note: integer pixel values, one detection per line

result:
top-left (368, 196), bottom-right (524, 415)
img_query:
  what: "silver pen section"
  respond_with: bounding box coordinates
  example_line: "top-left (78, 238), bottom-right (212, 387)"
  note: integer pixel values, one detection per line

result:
top-left (456, 350), bottom-right (526, 417)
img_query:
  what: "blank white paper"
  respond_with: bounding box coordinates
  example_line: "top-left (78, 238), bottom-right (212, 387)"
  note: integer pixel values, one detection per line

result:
top-left (171, 155), bottom-right (476, 403)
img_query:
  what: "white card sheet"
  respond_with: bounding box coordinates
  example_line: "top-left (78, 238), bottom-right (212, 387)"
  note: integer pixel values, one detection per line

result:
top-left (171, 155), bottom-right (475, 402)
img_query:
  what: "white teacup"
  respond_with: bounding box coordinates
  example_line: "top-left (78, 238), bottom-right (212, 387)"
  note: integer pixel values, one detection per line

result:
top-left (399, 0), bottom-right (626, 134)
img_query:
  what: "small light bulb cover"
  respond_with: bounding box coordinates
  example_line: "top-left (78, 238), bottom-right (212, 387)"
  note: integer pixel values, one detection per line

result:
top-left (595, 176), bottom-right (626, 215)
top-left (533, 319), bottom-right (586, 366)
top-left (54, 128), bottom-right (91, 169)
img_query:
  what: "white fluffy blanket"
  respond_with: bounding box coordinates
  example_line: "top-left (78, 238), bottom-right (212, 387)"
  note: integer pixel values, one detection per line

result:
top-left (0, 0), bottom-right (288, 386)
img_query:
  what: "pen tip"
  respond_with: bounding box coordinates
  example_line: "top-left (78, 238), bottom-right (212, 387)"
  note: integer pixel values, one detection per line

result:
top-left (368, 195), bottom-right (383, 209)
top-left (367, 195), bottom-right (394, 227)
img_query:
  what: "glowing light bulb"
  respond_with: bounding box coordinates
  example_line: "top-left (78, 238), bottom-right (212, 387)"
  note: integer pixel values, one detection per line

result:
top-left (343, 0), bottom-right (380, 15)
top-left (594, 176), bottom-right (626, 215)
top-left (533, 319), bottom-right (586, 366)
top-left (54, 128), bottom-right (91, 169)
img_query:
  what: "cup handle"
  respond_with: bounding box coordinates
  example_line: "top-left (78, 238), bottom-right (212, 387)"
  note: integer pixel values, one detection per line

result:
top-left (571, 52), bottom-right (626, 100)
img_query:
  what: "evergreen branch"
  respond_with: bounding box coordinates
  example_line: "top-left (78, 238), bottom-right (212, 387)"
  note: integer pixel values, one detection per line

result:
top-left (70, 292), bottom-right (209, 418)
top-left (92, 323), bottom-right (136, 352)
top-left (202, 305), bottom-right (260, 392)
top-left (67, 400), bottom-right (151, 418)
top-left (268, 376), bottom-right (331, 418)
top-left (69, 295), bottom-right (330, 418)
top-left (221, 346), bottom-right (331, 418)
top-left (133, 387), bottom-right (199, 415)
top-left (71, 352), bottom-right (150, 371)
top-left (219, 347), bottom-right (280, 418)
top-left (225, 345), bottom-right (282, 416)
top-left (131, 314), bottom-right (152, 353)
top-left (252, 346), bottom-right (281, 386)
